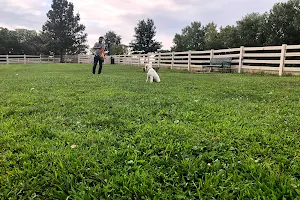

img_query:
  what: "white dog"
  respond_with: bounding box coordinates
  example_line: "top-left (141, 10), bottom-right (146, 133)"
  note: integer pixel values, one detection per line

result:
top-left (145, 64), bottom-right (160, 83)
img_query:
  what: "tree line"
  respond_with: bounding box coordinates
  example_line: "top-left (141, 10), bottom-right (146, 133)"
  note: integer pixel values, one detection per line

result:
top-left (112, 0), bottom-right (300, 53)
top-left (1, 0), bottom-right (300, 58)
top-left (0, 0), bottom-right (88, 62)
top-left (132, 0), bottom-right (300, 53)
top-left (172, 0), bottom-right (300, 51)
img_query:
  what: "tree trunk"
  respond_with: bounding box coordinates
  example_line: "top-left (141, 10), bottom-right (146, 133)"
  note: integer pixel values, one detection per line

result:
top-left (60, 49), bottom-right (64, 63)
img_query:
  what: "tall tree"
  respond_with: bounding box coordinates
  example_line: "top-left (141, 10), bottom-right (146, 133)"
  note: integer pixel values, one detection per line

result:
top-left (38, 31), bottom-right (55, 55)
top-left (0, 28), bottom-right (21, 54)
top-left (15, 29), bottom-right (41, 54)
top-left (104, 31), bottom-right (122, 55)
top-left (219, 25), bottom-right (240, 48)
top-left (204, 22), bottom-right (222, 50)
top-left (111, 44), bottom-right (128, 55)
top-left (236, 12), bottom-right (268, 47)
top-left (171, 34), bottom-right (186, 52)
top-left (42, 0), bottom-right (88, 62)
top-left (104, 31), bottom-right (121, 46)
top-left (266, 0), bottom-right (300, 45)
top-left (130, 18), bottom-right (162, 53)
top-left (172, 22), bottom-right (205, 51)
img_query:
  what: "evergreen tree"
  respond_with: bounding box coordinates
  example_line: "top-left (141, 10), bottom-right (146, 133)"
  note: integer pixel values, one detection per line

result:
top-left (42, 0), bottom-right (88, 62)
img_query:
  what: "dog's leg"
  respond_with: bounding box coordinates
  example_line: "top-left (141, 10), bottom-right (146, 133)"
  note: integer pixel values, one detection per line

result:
top-left (146, 75), bottom-right (149, 82)
top-left (149, 76), bottom-right (153, 83)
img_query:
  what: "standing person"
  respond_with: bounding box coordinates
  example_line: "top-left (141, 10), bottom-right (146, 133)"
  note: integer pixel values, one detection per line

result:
top-left (92, 36), bottom-right (105, 74)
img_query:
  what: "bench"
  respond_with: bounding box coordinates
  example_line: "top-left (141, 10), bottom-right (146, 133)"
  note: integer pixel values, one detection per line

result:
top-left (203, 57), bottom-right (232, 73)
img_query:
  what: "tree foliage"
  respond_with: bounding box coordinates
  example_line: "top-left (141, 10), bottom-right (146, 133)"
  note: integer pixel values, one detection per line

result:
top-left (110, 44), bottom-right (128, 55)
top-left (104, 31), bottom-right (125, 55)
top-left (235, 12), bottom-right (268, 47)
top-left (42, 0), bottom-right (88, 61)
top-left (172, 0), bottom-right (300, 51)
top-left (0, 27), bottom-right (49, 55)
top-left (130, 18), bottom-right (162, 53)
top-left (104, 31), bottom-right (121, 46)
top-left (266, 0), bottom-right (300, 45)
top-left (171, 22), bottom-right (205, 51)
top-left (2, 0), bottom-right (300, 56)
top-left (204, 22), bottom-right (221, 50)
top-left (0, 28), bottom-right (19, 54)
top-left (218, 25), bottom-right (240, 49)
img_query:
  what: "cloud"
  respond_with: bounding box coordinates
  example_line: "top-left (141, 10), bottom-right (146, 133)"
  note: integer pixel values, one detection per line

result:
top-left (0, 0), bottom-right (48, 29)
top-left (68, 0), bottom-right (185, 48)
top-left (0, 0), bottom-right (288, 50)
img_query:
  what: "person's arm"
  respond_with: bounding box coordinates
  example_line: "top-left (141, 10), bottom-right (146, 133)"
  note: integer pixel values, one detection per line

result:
top-left (93, 43), bottom-right (101, 49)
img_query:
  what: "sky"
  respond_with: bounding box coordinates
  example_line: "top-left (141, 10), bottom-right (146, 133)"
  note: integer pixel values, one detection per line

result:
top-left (0, 0), bottom-right (288, 50)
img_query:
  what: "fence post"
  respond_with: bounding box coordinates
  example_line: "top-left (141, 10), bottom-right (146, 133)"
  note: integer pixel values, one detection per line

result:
top-left (24, 54), bottom-right (26, 64)
top-left (40, 54), bottom-right (42, 63)
top-left (279, 44), bottom-right (287, 76)
top-left (238, 46), bottom-right (244, 74)
top-left (188, 50), bottom-right (191, 71)
top-left (6, 55), bottom-right (8, 64)
top-left (209, 49), bottom-right (214, 72)
top-left (158, 52), bottom-right (161, 68)
top-left (171, 52), bottom-right (174, 69)
top-left (210, 49), bottom-right (214, 60)
top-left (78, 54), bottom-right (80, 64)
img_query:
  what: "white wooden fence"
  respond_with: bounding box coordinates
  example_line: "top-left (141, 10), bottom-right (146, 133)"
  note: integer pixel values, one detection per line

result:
top-left (0, 54), bottom-right (110, 64)
top-left (112, 44), bottom-right (300, 76)
top-left (0, 55), bottom-right (60, 64)
top-left (78, 54), bottom-right (111, 64)
top-left (3, 44), bottom-right (300, 76)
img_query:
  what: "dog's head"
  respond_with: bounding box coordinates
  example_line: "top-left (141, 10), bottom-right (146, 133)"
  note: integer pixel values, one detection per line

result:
top-left (145, 63), bottom-right (153, 72)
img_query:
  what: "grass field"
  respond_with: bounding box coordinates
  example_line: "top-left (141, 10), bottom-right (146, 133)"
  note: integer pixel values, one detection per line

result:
top-left (1, 64), bottom-right (300, 199)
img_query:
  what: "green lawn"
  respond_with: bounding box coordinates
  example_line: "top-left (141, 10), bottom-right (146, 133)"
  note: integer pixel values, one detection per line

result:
top-left (1, 64), bottom-right (300, 199)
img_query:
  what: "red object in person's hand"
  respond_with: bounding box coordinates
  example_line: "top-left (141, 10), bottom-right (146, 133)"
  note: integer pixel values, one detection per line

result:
top-left (100, 48), bottom-right (105, 61)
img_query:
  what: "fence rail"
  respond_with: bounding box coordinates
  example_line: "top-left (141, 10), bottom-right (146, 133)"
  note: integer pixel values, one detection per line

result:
top-left (77, 55), bottom-right (111, 64)
top-left (111, 44), bottom-right (300, 76)
top-left (0, 55), bottom-right (61, 64)
top-left (0, 55), bottom-right (83, 64)
top-left (0, 54), bottom-right (110, 64)
top-left (3, 44), bottom-right (300, 76)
